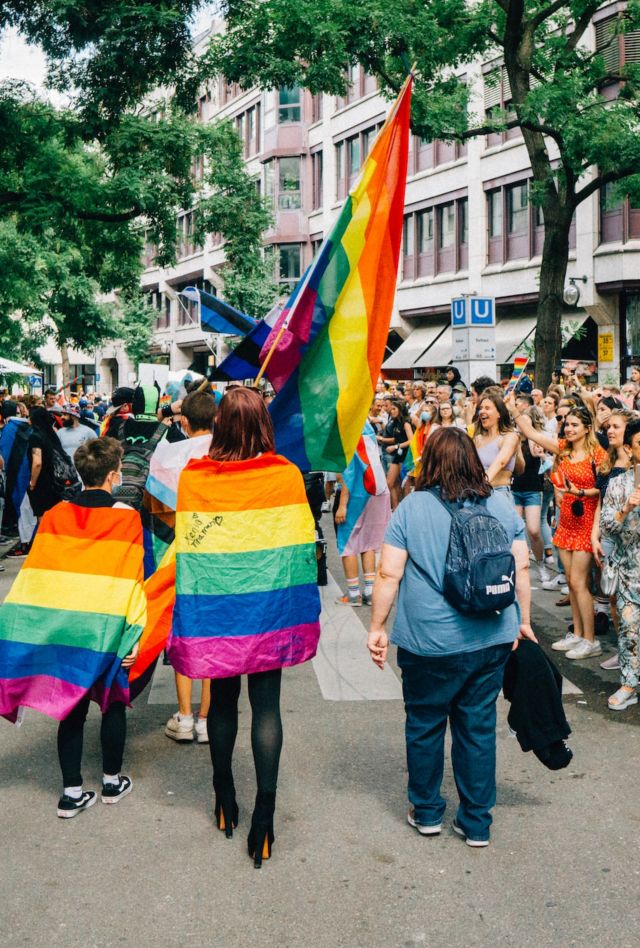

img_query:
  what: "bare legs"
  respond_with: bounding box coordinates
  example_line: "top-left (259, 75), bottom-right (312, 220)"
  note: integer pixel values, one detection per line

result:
top-left (558, 548), bottom-right (595, 642)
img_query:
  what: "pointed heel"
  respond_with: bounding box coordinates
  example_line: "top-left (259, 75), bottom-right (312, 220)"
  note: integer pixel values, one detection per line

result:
top-left (247, 791), bottom-right (276, 868)
top-left (214, 781), bottom-right (238, 839)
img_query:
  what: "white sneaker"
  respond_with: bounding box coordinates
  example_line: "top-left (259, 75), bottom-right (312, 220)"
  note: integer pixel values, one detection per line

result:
top-left (566, 638), bottom-right (602, 660)
top-left (545, 555), bottom-right (555, 567)
top-left (164, 712), bottom-right (194, 742)
top-left (538, 565), bottom-right (552, 583)
top-left (542, 574), bottom-right (567, 591)
top-left (407, 809), bottom-right (441, 836)
top-left (551, 632), bottom-right (582, 652)
top-left (195, 718), bottom-right (209, 744)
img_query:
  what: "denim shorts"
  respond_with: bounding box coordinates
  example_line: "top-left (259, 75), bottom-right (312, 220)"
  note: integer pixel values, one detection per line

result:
top-left (512, 490), bottom-right (542, 508)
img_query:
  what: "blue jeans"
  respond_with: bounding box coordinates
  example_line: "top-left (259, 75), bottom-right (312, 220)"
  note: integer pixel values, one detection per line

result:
top-left (398, 643), bottom-right (512, 841)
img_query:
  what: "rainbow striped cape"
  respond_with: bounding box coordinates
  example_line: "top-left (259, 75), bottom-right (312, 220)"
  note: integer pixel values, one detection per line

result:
top-left (0, 501), bottom-right (146, 723)
top-left (166, 453), bottom-right (321, 679)
top-left (266, 75), bottom-right (412, 472)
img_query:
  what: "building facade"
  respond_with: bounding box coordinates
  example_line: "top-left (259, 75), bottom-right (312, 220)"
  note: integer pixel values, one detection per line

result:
top-left (92, 6), bottom-right (640, 391)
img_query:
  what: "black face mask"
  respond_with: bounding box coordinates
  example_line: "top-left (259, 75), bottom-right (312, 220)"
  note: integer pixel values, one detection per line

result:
top-left (63, 418), bottom-right (74, 428)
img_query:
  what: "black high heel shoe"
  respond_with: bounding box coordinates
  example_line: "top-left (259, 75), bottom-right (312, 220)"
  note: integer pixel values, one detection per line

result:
top-left (214, 779), bottom-right (238, 839)
top-left (247, 791), bottom-right (276, 868)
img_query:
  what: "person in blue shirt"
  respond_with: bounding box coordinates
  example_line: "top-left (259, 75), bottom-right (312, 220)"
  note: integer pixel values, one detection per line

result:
top-left (368, 426), bottom-right (535, 847)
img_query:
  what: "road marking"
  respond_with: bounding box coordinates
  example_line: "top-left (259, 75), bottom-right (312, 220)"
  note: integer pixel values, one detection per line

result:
top-left (312, 572), bottom-right (402, 701)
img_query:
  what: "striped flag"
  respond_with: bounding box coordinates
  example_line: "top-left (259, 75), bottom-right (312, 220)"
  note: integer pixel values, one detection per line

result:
top-left (0, 502), bottom-right (146, 722)
top-left (266, 75), bottom-right (413, 471)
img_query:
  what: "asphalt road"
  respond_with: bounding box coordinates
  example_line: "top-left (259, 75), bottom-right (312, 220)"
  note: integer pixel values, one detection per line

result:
top-left (1, 522), bottom-right (639, 948)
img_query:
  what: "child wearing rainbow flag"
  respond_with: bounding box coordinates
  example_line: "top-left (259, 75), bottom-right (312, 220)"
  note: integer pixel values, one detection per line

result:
top-left (0, 438), bottom-right (147, 819)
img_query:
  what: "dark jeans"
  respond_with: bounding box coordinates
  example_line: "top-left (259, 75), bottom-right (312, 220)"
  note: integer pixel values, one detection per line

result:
top-left (57, 698), bottom-right (126, 787)
top-left (398, 643), bottom-right (512, 841)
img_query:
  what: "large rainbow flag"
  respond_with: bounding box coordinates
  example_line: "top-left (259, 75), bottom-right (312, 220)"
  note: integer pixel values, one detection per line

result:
top-left (0, 502), bottom-right (147, 723)
top-left (267, 75), bottom-right (413, 472)
top-left (166, 453), bottom-right (321, 679)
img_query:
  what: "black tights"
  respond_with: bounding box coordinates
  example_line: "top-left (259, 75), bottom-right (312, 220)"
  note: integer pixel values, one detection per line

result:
top-left (207, 669), bottom-right (282, 794)
top-left (57, 698), bottom-right (126, 787)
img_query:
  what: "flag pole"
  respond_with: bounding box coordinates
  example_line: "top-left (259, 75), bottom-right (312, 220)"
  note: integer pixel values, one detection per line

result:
top-left (254, 68), bottom-right (415, 389)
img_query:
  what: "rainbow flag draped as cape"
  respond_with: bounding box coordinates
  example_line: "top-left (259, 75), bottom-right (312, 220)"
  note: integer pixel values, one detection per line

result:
top-left (167, 453), bottom-right (321, 679)
top-left (267, 75), bottom-right (413, 472)
top-left (0, 501), bottom-right (147, 723)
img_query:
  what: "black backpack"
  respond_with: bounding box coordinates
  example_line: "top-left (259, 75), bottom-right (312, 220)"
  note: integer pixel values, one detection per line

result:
top-left (51, 448), bottom-right (82, 501)
top-left (114, 421), bottom-right (167, 510)
top-left (429, 489), bottom-right (516, 616)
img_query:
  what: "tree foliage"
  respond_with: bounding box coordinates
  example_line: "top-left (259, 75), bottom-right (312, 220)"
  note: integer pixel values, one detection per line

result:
top-left (0, 3), bottom-right (274, 370)
top-left (205, 0), bottom-right (640, 383)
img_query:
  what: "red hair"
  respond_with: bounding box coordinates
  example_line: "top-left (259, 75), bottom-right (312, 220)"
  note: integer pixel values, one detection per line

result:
top-left (209, 387), bottom-right (275, 461)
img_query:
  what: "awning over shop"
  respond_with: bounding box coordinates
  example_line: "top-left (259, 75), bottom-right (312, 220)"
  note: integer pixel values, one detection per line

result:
top-left (561, 312), bottom-right (589, 340)
top-left (414, 326), bottom-right (454, 369)
top-left (382, 322), bottom-right (447, 370)
top-left (495, 316), bottom-right (537, 364)
top-left (0, 356), bottom-right (42, 376)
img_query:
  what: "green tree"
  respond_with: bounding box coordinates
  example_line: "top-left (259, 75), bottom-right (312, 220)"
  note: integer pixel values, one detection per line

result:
top-left (205, 0), bottom-right (640, 384)
top-left (0, 3), bottom-right (273, 378)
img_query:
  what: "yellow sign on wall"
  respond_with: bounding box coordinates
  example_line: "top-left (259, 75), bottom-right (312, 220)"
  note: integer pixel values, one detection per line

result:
top-left (598, 332), bottom-right (614, 363)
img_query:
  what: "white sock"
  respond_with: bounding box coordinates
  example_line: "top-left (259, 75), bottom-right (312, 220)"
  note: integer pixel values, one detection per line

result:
top-left (363, 572), bottom-right (375, 597)
top-left (103, 773), bottom-right (120, 786)
top-left (346, 577), bottom-right (360, 600)
top-left (64, 785), bottom-right (83, 800)
top-left (178, 713), bottom-right (193, 723)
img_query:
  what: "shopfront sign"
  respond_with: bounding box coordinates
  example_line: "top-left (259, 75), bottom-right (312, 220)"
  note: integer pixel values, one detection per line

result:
top-left (598, 332), bottom-right (614, 363)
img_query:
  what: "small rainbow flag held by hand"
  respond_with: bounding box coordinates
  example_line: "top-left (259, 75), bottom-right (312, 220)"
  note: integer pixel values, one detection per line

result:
top-left (504, 357), bottom-right (529, 396)
top-left (267, 74), bottom-right (413, 472)
top-left (0, 503), bottom-right (146, 723)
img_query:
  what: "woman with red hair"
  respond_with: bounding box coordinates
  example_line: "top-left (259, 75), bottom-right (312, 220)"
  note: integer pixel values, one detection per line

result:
top-left (168, 387), bottom-right (321, 867)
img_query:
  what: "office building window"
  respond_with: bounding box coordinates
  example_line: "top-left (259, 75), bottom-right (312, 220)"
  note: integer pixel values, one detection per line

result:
top-left (403, 196), bottom-right (468, 280)
top-left (487, 178), bottom-right (576, 263)
top-left (599, 182), bottom-right (640, 244)
top-left (278, 86), bottom-right (301, 123)
top-left (348, 136), bottom-right (361, 188)
top-left (335, 141), bottom-right (346, 201)
top-left (278, 157), bottom-right (301, 210)
top-left (269, 244), bottom-right (302, 287)
top-left (177, 211), bottom-right (201, 259)
top-left (483, 66), bottom-right (520, 147)
top-left (264, 157), bottom-right (302, 211)
top-left (311, 150), bottom-right (323, 210)
top-left (311, 93), bottom-right (323, 123)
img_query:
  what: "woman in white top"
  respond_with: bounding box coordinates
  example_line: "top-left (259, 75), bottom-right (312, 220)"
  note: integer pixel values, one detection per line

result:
top-left (438, 401), bottom-right (466, 429)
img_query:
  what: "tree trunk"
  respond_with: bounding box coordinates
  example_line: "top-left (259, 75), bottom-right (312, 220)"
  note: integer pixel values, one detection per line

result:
top-left (60, 342), bottom-right (70, 396)
top-left (534, 214), bottom-right (572, 388)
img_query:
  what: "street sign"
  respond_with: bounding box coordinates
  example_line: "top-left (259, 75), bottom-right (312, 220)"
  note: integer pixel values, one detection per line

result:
top-left (451, 298), bottom-right (467, 326)
top-left (469, 297), bottom-right (495, 326)
top-left (598, 332), bottom-right (614, 363)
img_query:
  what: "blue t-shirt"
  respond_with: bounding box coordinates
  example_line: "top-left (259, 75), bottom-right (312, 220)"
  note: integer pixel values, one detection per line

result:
top-left (385, 490), bottom-right (525, 657)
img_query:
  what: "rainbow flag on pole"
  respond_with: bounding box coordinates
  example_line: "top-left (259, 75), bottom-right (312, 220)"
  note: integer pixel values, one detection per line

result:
top-left (166, 453), bottom-right (321, 680)
top-left (0, 502), bottom-right (146, 723)
top-left (267, 75), bottom-right (413, 472)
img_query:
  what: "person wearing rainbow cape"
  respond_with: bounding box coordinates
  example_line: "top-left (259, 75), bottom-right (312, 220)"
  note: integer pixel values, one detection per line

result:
top-left (0, 438), bottom-right (147, 818)
top-left (166, 387), bottom-right (321, 867)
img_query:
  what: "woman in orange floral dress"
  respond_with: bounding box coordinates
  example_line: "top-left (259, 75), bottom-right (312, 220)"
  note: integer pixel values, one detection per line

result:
top-left (509, 399), bottom-right (605, 661)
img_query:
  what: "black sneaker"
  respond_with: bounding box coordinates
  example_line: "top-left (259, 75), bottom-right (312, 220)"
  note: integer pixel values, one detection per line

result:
top-left (101, 774), bottom-right (133, 804)
top-left (57, 790), bottom-right (97, 819)
top-left (7, 544), bottom-right (28, 558)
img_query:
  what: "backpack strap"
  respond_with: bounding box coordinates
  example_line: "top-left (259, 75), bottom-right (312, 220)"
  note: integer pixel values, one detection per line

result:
top-left (426, 487), bottom-right (461, 518)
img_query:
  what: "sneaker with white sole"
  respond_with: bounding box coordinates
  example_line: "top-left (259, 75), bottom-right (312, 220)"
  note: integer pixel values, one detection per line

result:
top-left (165, 712), bottom-right (194, 742)
top-left (566, 638), bottom-right (602, 660)
top-left (542, 574), bottom-right (567, 591)
top-left (544, 555), bottom-right (555, 566)
top-left (335, 594), bottom-right (362, 607)
top-left (551, 632), bottom-right (582, 652)
top-left (560, 585), bottom-right (570, 595)
top-left (600, 654), bottom-right (620, 671)
top-left (452, 819), bottom-right (489, 848)
top-left (195, 718), bottom-right (209, 744)
top-left (407, 809), bottom-right (441, 836)
top-left (101, 774), bottom-right (133, 804)
top-left (538, 565), bottom-right (552, 583)
top-left (57, 790), bottom-right (97, 819)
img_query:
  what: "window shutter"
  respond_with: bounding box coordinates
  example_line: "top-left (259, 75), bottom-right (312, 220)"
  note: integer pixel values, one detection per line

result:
top-left (502, 67), bottom-right (512, 102)
top-left (624, 30), bottom-right (640, 64)
top-left (595, 19), bottom-right (621, 73)
top-left (484, 70), bottom-right (502, 108)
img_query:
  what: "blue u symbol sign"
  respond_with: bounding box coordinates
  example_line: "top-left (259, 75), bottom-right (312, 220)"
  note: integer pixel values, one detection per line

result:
top-left (470, 298), bottom-right (494, 325)
top-left (451, 298), bottom-right (467, 325)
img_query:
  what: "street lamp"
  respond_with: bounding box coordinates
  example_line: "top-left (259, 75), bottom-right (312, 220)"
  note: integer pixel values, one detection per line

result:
top-left (563, 275), bottom-right (587, 307)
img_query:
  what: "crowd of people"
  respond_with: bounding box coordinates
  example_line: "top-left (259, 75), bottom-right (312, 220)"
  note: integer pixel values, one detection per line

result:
top-left (0, 360), bottom-right (638, 855)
